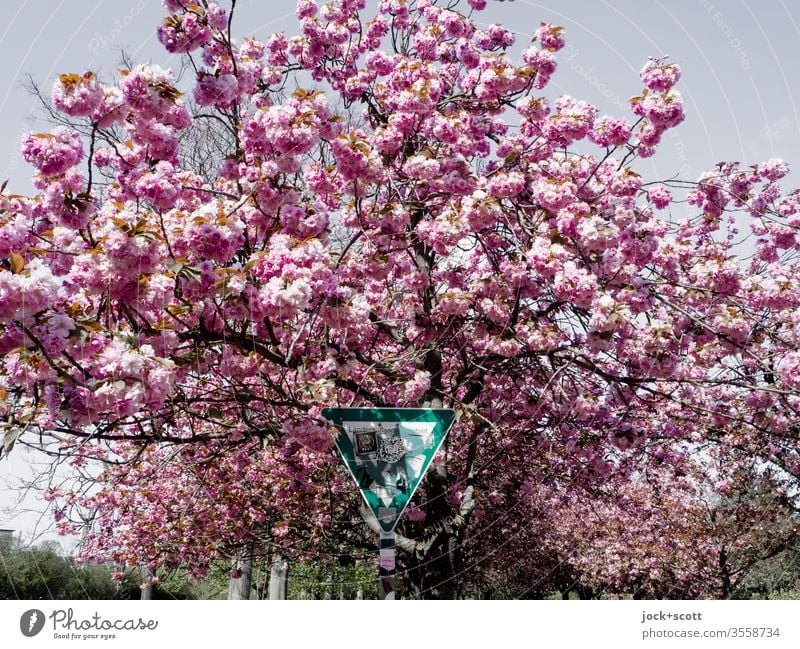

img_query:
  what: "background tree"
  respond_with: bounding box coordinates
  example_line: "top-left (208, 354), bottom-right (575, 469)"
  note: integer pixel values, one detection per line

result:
top-left (0, 540), bottom-right (145, 599)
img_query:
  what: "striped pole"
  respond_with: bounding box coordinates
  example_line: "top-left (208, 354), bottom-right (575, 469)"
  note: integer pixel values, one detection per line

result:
top-left (378, 507), bottom-right (396, 600)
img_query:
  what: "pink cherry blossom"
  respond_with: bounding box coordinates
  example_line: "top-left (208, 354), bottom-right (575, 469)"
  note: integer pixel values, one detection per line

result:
top-left (21, 127), bottom-right (83, 176)
top-left (193, 72), bottom-right (239, 108)
top-left (51, 72), bottom-right (104, 117)
top-left (640, 55), bottom-right (681, 92)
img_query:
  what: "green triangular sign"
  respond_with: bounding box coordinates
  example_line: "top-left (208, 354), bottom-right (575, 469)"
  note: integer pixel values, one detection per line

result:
top-left (321, 408), bottom-right (455, 533)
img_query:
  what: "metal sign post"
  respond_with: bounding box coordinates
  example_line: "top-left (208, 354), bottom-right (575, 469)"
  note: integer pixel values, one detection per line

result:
top-left (378, 508), bottom-right (396, 600)
top-left (321, 407), bottom-right (456, 600)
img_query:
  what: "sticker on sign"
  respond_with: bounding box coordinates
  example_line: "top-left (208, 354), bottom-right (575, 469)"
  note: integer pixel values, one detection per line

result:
top-left (321, 408), bottom-right (455, 532)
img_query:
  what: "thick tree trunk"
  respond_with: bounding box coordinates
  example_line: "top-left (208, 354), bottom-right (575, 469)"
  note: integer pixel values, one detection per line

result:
top-left (268, 555), bottom-right (288, 600)
top-left (402, 418), bottom-right (484, 599)
top-left (228, 552), bottom-right (253, 600)
top-left (403, 528), bottom-right (459, 599)
top-left (719, 548), bottom-right (732, 599)
top-left (403, 464), bottom-right (460, 599)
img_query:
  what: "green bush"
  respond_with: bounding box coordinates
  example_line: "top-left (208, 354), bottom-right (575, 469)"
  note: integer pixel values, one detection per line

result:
top-left (0, 545), bottom-right (139, 600)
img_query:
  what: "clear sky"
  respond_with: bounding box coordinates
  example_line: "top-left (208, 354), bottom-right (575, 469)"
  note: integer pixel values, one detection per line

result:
top-left (1, 0), bottom-right (799, 546)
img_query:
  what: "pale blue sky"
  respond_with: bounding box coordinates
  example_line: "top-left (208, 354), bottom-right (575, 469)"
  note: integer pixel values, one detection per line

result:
top-left (1, 0), bottom-right (799, 544)
top-left (1, 0), bottom-right (798, 190)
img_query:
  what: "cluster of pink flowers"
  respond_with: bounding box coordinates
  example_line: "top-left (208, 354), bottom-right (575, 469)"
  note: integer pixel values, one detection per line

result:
top-left (193, 72), bottom-right (239, 109)
top-left (0, 258), bottom-right (62, 321)
top-left (157, 3), bottom-right (226, 53)
top-left (552, 261), bottom-right (598, 309)
top-left (242, 91), bottom-right (333, 160)
top-left (131, 162), bottom-right (180, 211)
top-left (119, 64), bottom-right (179, 120)
top-left (180, 206), bottom-right (244, 265)
top-left (279, 202), bottom-right (329, 238)
top-left (330, 130), bottom-right (384, 184)
top-left (639, 56), bottom-right (682, 92)
top-left (487, 171), bottom-right (526, 198)
top-left (536, 23), bottom-right (566, 51)
top-left (39, 170), bottom-right (95, 229)
top-left (51, 72), bottom-right (104, 117)
top-left (630, 59), bottom-right (685, 156)
top-left (21, 127), bottom-right (83, 177)
top-left (648, 186), bottom-right (673, 209)
top-left (544, 95), bottom-right (598, 146)
top-left (416, 206), bottom-right (467, 254)
top-left (245, 235), bottom-right (336, 320)
top-left (589, 115), bottom-right (631, 148)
